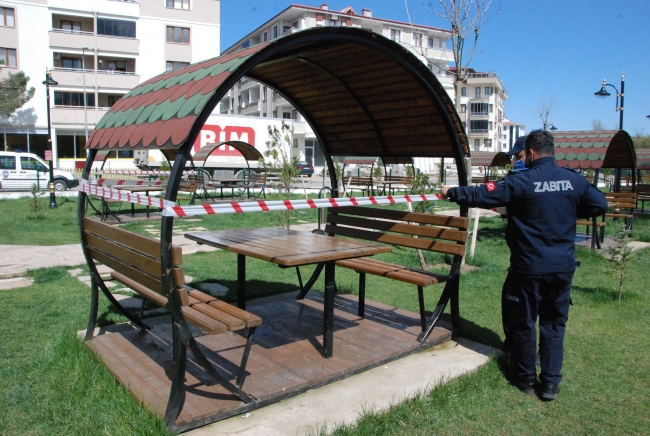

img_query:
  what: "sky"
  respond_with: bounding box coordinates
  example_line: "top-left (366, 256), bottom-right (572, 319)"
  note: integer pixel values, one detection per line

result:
top-left (220, 0), bottom-right (650, 135)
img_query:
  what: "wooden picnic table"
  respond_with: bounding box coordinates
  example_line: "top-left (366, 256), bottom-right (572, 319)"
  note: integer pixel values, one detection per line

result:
top-left (114, 185), bottom-right (165, 218)
top-left (185, 227), bottom-right (392, 358)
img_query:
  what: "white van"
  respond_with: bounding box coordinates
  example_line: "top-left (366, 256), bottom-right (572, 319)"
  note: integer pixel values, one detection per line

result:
top-left (0, 152), bottom-right (79, 191)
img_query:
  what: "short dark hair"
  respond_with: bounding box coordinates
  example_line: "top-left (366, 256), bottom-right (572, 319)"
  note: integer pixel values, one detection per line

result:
top-left (525, 129), bottom-right (554, 156)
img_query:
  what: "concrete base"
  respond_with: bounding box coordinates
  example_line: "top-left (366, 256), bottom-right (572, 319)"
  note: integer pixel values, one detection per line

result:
top-left (188, 338), bottom-right (494, 436)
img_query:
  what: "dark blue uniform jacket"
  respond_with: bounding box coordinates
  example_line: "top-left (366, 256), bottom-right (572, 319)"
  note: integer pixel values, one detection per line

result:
top-left (448, 157), bottom-right (608, 274)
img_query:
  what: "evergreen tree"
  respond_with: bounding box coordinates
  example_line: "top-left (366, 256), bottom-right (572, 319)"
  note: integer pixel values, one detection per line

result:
top-left (0, 69), bottom-right (36, 119)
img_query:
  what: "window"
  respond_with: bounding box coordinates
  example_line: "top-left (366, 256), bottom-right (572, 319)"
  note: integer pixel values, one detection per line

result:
top-left (475, 87), bottom-right (481, 98)
top-left (106, 60), bottom-right (127, 72)
top-left (485, 139), bottom-right (492, 148)
top-left (460, 104), bottom-right (466, 113)
top-left (412, 32), bottom-right (423, 46)
top-left (166, 0), bottom-right (190, 10)
top-left (1, 7), bottom-right (14, 27)
top-left (474, 139), bottom-right (480, 151)
top-left (0, 48), bottom-right (16, 67)
top-left (470, 120), bottom-right (488, 132)
top-left (61, 20), bottom-right (81, 32)
top-left (489, 121), bottom-right (493, 130)
top-left (282, 112), bottom-right (291, 119)
top-left (97, 18), bottom-right (136, 38)
top-left (62, 57), bottom-right (82, 69)
top-left (485, 86), bottom-right (493, 95)
top-left (20, 156), bottom-right (45, 171)
top-left (166, 26), bottom-right (190, 44)
top-left (390, 29), bottom-right (401, 42)
top-left (489, 104), bottom-right (494, 113)
top-left (461, 87), bottom-right (466, 96)
top-left (166, 61), bottom-right (189, 71)
top-left (54, 91), bottom-right (95, 107)
top-left (427, 37), bottom-right (434, 47)
top-left (262, 31), bottom-right (267, 42)
top-left (272, 26), bottom-right (278, 39)
top-left (0, 155), bottom-right (16, 170)
top-left (470, 102), bottom-right (488, 115)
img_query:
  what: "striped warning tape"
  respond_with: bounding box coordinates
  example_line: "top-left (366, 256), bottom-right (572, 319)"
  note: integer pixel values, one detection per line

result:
top-left (100, 170), bottom-right (197, 176)
top-left (95, 178), bottom-right (165, 186)
top-left (80, 180), bottom-right (175, 208)
top-left (162, 194), bottom-right (442, 217)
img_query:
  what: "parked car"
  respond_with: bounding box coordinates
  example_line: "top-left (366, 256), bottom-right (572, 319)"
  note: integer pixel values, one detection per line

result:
top-left (0, 151), bottom-right (79, 191)
top-left (296, 161), bottom-right (314, 177)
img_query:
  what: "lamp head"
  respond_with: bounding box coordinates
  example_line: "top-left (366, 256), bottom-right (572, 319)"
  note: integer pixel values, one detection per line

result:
top-left (549, 122), bottom-right (557, 131)
top-left (594, 79), bottom-right (610, 98)
top-left (42, 69), bottom-right (58, 87)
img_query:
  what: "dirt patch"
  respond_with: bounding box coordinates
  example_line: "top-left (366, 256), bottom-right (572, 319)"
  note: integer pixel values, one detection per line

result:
top-left (428, 263), bottom-right (481, 274)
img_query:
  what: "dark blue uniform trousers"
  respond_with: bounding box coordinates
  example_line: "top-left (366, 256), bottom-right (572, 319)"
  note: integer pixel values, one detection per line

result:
top-left (504, 272), bottom-right (573, 385)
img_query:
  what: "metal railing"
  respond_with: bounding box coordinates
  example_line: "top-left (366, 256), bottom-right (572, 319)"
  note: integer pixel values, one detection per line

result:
top-left (97, 70), bottom-right (137, 75)
top-left (51, 67), bottom-right (95, 74)
top-left (469, 129), bottom-right (489, 134)
top-left (50, 28), bottom-right (94, 36)
top-left (470, 111), bottom-right (489, 116)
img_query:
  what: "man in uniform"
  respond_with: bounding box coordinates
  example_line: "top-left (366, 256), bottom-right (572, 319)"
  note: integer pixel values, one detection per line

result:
top-left (500, 135), bottom-right (528, 354)
top-left (441, 130), bottom-right (607, 400)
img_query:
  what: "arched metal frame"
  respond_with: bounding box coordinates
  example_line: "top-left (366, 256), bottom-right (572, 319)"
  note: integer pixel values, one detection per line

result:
top-left (77, 27), bottom-right (469, 428)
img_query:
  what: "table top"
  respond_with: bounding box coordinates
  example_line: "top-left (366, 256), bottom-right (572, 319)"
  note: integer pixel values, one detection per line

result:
top-left (185, 228), bottom-right (392, 267)
top-left (114, 185), bottom-right (166, 192)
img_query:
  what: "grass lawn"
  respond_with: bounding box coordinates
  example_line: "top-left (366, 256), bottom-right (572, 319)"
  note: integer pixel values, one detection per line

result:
top-left (0, 196), bottom-right (649, 435)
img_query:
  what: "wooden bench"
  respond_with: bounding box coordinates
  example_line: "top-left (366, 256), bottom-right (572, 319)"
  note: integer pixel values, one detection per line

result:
top-left (325, 206), bottom-right (469, 341)
top-left (637, 184), bottom-right (650, 213)
top-left (381, 175), bottom-right (414, 195)
top-left (343, 176), bottom-right (374, 196)
top-left (177, 179), bottom-right (198, 205)
top-left (83, 218), bottom-right (261, 424)
top-left (603, 191), bottom-right (637, 236)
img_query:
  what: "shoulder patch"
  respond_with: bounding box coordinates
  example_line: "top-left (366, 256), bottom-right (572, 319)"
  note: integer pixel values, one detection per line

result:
top-left (485, 181), bottom-right (496, 192)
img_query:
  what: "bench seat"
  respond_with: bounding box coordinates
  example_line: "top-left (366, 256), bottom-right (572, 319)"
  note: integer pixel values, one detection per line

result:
top-left (336, 257), bottom-right (450, 287)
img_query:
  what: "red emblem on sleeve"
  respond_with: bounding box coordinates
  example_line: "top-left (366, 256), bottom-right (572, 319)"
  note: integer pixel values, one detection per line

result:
top-left (486, 182), bottom-right (496, 192)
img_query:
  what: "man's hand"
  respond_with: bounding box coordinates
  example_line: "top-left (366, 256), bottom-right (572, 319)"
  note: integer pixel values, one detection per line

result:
top-left (440, 186), bottom-right (452, 199)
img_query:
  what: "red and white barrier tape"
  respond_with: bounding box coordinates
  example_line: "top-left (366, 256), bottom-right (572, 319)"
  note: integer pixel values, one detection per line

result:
top-left (95, 178), bottom-right (164, 186)
top-left (80, 180), bottom-right (175, 208)
top-left (162, 194), bottom-right (442, 217)
top-left (101, 170), bottom-right (197, 176)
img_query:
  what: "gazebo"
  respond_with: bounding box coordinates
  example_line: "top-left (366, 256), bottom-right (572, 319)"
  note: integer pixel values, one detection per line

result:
top-left (77, 27), bottom-right (469, 431)
top-left (551, 130), bottom-right (636, 189)
top-left (469, 151), bottom-right (511, 184)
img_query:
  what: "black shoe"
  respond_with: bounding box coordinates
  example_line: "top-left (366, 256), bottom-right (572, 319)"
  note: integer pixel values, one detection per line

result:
top-left (515, 380), bottom-right (535, 395)
top-left (541, 382), bottom-right (560, 401)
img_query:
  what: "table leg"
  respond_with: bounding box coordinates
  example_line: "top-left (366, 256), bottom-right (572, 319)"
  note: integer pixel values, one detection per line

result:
top-left (323, 260), bottom-right (335, 358)
top-left (237, 254), bottom-right (246, 310)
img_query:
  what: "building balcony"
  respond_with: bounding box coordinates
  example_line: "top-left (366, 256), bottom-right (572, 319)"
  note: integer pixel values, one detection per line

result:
top-left (51, 106), bottom-right (102, 126)
top-left (96, 70), bottom-right (140, 89)
top-left (469, 129), bottom-right (489, 134)
top-left (50, 68), bottom-right (140, 89)
top-left (49, 29), bottom-right (96, 50)
top-left (97, 35), bottom-right (139, 55)
top-left (470, 111), bottom-right (489, 117)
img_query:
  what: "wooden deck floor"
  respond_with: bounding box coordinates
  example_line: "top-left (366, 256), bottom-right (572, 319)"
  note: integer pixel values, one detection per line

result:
top-left (88, 292), bottom-right (453, 432)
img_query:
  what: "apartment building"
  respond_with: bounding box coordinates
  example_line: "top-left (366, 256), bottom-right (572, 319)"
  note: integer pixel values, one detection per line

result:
top-left (454, 69), bottom-right (509, 152)
top-left (502, 120), bottom-right (526, 152)
top-left (0, 0), bottom-right (220, 169)
top-left (217, 4), bottom-right (455, 169)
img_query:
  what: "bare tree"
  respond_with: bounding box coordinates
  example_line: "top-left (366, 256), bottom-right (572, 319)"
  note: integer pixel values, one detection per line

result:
top-left (410, 0), bottom-right (501, 111)
top-left (535, 93), bottom-right (561, 130)
top-left (591, 119), bottom-right (608, 131)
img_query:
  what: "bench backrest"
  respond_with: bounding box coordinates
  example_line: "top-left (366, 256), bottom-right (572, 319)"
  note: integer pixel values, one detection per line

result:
top-left (636, 184), bottom-right (650, 195)
top-left (248, 173), bottom-right (266, 184)
top-left (384, 176), bottom-right (414, 184)
top-left (84, 217), bottom-right (186, 302)
top-left (605, 192), bottom-right (637, 210)
top-left (179, 180), bottom-right (197, 193)
top-left (346, 176), bottom-right (373, 185)
top-left (326, 206), bottom-right (469, 257)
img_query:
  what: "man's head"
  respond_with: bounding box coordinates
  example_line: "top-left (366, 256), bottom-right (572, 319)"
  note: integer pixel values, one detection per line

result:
top-left (524, 129), bottom-right (554, 166)
top-left (506, 135), bottom-right (527, 164)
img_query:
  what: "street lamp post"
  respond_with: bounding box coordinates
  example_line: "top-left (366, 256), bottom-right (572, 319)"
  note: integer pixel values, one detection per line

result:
top-left (595, 73), bottom-right (625, 191)
top-left (82, 46), bottom-right (89, 143)
top-left (43, 69), bottom-right (59, 209)
top-left (594, 73), bottom-right (625, 130)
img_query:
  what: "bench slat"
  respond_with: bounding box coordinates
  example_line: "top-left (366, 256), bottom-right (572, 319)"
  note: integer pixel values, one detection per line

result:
top-left (86, 233), bottom-right (161, 278)
top-left (336, 258), bottom-right (449, 286)
top-left (332, 206), bottom-right (469, 229)
top-left (326, 224), bottom-right (466, 256)
top-left (84, 218), bottom-right (182, 265)
top-left (111, 272), bottom-right (228, 334)
top-left (90, 247), bottom-right (166, 295)
top-left (186, 288), bottom-right (262, 327)
top-left (328, 213), bottom-right (468, 243)
top-left (187, 296), bottom-right (246, 331)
